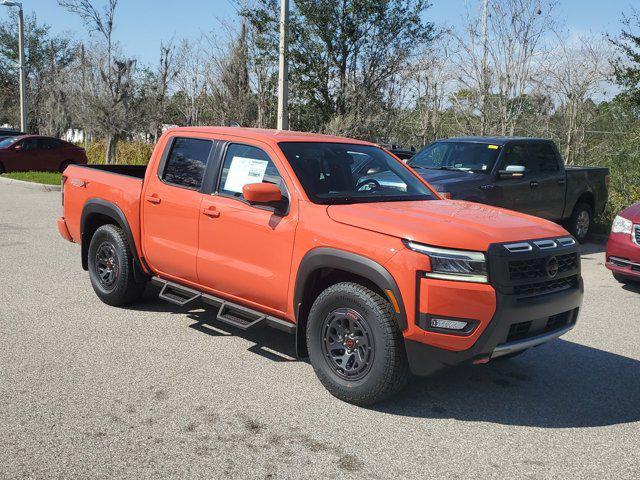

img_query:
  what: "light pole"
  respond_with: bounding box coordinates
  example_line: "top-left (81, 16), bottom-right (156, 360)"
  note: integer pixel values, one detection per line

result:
top-left (1, 1), bottom-right (27, 133)
top-left (277, 0), bottom-right (289, 130)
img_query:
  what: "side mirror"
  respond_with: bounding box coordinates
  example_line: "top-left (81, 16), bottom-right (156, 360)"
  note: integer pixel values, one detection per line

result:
top-left (499, 165), bottom-right (525, 179)
top-left (13, 144), bottom-right (23, 152)
top-left (243, 183), bottom-right (282, 204)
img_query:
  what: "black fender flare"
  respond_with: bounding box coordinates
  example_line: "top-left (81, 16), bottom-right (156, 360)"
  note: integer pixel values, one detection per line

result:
top-left (293, 247), bottom-right (407, 331)
top-left (80, 199), bottom-right (145, 279)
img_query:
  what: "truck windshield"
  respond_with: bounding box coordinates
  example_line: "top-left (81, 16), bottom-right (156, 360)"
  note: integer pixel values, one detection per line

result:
top-left (278, 142), bottom-right (436, 204)
top-left (409, 141), bottom-right (501, 173)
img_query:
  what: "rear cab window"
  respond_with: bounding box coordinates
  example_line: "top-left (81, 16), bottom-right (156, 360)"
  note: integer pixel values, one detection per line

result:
top-left (162, 137), bottom-right (213, 190)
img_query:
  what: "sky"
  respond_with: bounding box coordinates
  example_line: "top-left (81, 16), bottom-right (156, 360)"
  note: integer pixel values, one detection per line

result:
top-left (1, 0), bottom-right (636, 66)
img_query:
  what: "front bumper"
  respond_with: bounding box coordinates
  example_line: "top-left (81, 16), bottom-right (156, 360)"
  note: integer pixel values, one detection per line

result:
top-left (405, 282), bottom-right (583, 375)
top-left (606, 231), bottom-right (640, 279)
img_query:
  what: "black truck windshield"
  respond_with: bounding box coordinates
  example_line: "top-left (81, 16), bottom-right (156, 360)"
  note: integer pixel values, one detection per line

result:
top-left (410, 141), bottom-right (501, 173)
top-left (278, 142), bottom-right (436, 204)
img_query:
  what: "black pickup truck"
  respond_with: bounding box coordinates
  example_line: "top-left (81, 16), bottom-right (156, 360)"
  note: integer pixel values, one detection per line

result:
top-left (400, 137), bottom-right (609, 242)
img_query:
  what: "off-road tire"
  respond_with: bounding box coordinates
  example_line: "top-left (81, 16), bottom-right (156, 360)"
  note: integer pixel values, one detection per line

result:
top-left (0, 162), bottom-right (5, 174)
top-left (88, 224), bottom-right (146, 306)
top-left (306, 282), bottom-right (409, 406)
top-left (566, 202), bottom-right (592, 243)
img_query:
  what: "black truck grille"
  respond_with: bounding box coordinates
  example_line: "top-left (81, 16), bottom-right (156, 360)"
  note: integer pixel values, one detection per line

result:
top-left (513, 275), bottom-right (579, 297)
top-left (635, 225), bottom-right (640, 245)
top-left (488, 237), bottom-right (581, 299)
top-left (508, 253), bottom-right (578, 281)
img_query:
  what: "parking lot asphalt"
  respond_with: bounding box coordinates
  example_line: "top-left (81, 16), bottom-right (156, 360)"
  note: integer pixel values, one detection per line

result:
top-left (1, 182), bottom-right (639, 479)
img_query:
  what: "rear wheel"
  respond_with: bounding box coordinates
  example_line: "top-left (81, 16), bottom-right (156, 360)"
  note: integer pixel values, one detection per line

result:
top-left (0, 162), bottom-right (5, 174)
top-left (306, 282), bottom-right (409, 406)
top-left (566, 202), bottom-right (592, 243)
top-left (88, 224), bottom-right (146, 306)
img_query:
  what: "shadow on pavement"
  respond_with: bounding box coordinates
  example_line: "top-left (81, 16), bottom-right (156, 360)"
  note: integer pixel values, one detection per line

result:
top-left (580, 241), bottom-right (605, 255)
top-left (373, 339), bottom-right (640, 428)
top-left (126, 285), bottom-right (640, 429)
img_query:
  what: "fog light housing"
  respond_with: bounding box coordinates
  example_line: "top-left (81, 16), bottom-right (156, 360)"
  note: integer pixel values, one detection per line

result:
top-left (418, 314), bottom-right (478, 336)
top-left (431, 318), bottom-right (468, 330)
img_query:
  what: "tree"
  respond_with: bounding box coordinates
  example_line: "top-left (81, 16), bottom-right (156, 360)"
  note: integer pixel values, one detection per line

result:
top-left (243, 0), bottom-right (434, 136)
top-left (610, 8), bottom-right (640, 108)
top-left (0, 13), bottom-right (74, 134)
top-left (59, 0), bottom-right (140, 163)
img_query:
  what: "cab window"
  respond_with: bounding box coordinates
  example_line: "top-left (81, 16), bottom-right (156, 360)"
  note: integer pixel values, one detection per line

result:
top-left (529, 143), bottom-right (559, 172)
top-left (162, 137), bottom-right (213, 190)
top-left (218, 144), bottom-right (287, 201)
top-left (501, 144), bottom-right (537, 173)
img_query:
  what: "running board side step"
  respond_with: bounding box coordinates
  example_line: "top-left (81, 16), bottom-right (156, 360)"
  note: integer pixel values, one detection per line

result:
top-left (151, 277), bottom-right (296, 334)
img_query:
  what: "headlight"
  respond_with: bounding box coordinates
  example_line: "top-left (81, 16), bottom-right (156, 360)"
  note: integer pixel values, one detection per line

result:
top-left (611, 215), bottom-right (633, 235)
top-left (404, 240), bottom-right (488, 283)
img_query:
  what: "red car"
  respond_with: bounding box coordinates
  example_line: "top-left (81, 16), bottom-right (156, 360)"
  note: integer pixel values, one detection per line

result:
top-left (606, 201), bottom-right (640, 284)
top-left (0, 135), bottom-right (88, 174)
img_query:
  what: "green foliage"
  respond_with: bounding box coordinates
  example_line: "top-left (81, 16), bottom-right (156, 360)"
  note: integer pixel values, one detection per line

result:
top-left (85, 141), bottom-right (154, 165)
top-left (1, 171), bottom-right (62, 185)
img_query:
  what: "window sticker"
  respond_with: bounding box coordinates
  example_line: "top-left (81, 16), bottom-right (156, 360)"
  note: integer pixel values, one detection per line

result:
top-left (224, 156), bottom-right (269, 193)
top-left (488, 144), bottom-right (499, 150)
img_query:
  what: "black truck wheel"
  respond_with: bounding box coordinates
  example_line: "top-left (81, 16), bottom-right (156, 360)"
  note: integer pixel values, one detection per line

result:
top-left (88, 224), bottom-right (146, 306)
top-left (566, 202), bottom-right (592, 243)
top-left (306, 282), bottom-right (409, 405)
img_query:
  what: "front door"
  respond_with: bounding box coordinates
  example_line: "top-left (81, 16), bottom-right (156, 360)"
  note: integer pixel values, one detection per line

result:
top-left (197, 142), bottom-right (297, 313)
top-left (494, 143), bottom-right (539, 216)
top-left (142, 136), bottom-right (215, 284)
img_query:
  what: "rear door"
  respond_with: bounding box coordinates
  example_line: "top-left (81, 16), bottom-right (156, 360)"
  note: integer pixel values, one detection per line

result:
top-left (37, 138), bottom-right (64, 171)
top-left (197, 140), bottom-right (297, 313)
top-left (494, 143), bottom-right (538, 216)
top-left (141, 136), bottom-right (216, 284)
top-left (526, 142), bottom-right (566, 220)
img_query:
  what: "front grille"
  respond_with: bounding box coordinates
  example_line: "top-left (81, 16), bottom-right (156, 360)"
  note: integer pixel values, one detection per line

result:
top-left (513, 275), bottom-right (578, 297)
top-left (635, 225), bottom-right (640, 246)
top-left (508, 253), bottom-right (578, 281)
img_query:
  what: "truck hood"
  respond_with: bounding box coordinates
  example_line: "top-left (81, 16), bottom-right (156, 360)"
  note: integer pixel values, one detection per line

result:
top-left (621, 201), bottom-right (640, 222)
top-left (327, 200), bottom-right (568, 251)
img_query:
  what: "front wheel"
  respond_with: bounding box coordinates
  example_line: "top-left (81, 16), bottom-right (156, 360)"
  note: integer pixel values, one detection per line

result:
top-left (88, 224), bottom-right (146, 306)
top-left (566, 202), bottom-right (592, 243)
top-left (306, 282), bottom-right (409, 406)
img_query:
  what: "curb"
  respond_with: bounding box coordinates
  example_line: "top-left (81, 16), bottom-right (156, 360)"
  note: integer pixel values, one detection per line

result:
top-left (0, 175), bottom-right (61, 192)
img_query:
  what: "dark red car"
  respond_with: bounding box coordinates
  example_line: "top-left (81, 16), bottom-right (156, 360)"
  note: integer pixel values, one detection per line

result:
top-left (0, 135), bottom-right (88, 174)
top-left (606, 201), bottom-right (640, 284)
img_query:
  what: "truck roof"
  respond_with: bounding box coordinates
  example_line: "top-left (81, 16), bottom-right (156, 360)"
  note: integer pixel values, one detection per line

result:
top-left (165, 126), bottom-right (375, 146)
top-left (440, 136), bottom-right (552, 145)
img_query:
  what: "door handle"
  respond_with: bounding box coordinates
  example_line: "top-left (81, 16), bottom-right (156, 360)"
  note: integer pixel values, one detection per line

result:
top-left (145, 194), bottom-right (161, 204)
top-left (558, 178), bottom-right (566, 185)
top-left (530, 181), bottom-right (539, 188)
top-left (202, 206), bottom-right (220, 218)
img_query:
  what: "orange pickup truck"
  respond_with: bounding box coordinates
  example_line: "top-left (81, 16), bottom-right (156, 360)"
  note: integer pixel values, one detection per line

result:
top-left (58, 127), bottom-right (583, 405)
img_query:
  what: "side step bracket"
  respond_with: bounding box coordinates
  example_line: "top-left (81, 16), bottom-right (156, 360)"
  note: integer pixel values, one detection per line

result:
top-left (152, 276), bottom-right (296, 334)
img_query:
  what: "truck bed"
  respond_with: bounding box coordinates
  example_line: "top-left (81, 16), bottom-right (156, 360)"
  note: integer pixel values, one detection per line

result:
top-left (61, 164), bottom-right (146, 258)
